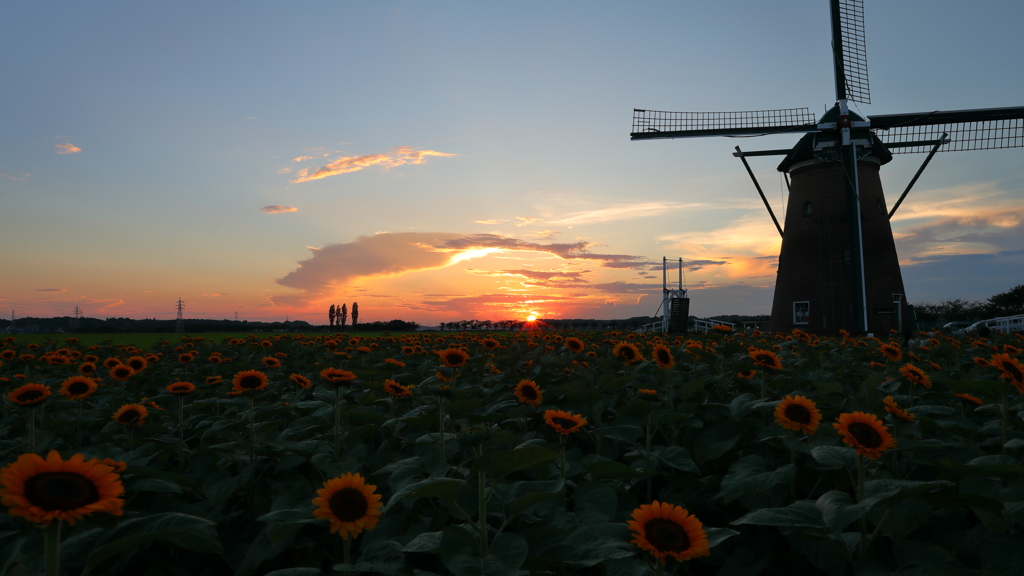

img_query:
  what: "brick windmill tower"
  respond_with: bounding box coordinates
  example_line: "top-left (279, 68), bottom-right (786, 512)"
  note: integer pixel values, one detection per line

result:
top-left (630, 0), bottom-right (1023, 335)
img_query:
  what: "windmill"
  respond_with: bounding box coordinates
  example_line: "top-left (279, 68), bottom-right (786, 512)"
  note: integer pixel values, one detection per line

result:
top-left (630, 0), bottom-right (1023, 336)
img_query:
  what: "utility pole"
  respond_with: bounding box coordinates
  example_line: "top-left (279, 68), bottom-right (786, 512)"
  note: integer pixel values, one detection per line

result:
top-left (175, 298), bottom-right (185, 333)
top-left (71, 306), bottom-right (82, 331)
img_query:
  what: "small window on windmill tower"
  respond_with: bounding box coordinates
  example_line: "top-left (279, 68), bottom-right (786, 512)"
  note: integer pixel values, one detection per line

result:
top-left (876, 198), bottom-right (884, 215)
top-left (793, 301), bottom-right (810, 325)
top-left (803, 201), bottom-right (813, 217)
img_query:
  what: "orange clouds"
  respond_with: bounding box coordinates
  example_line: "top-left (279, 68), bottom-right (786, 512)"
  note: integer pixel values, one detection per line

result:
top-left (261, 205), bottom-right (298, 214)
top-left (290, 146), bottom-right (455, 183)
top-left (55, 143), bottom-right (81, 154)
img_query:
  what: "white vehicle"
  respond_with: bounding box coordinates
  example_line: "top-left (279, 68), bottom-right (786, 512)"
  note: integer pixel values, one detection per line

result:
top-left (957, 314), bottom-right (1024, 334)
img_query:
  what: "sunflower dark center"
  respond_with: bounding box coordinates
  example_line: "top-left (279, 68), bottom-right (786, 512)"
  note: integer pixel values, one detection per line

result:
top-left (129, 361), bottom-right (144, 370)
top-left (755, 354), bottom-right (773, 364)
top-left (23, 471), bottom-right (100, 511)
top-left (67, 381), bottom-right (90, 396)
top-left (240, 376), bottom-right (263, 389)
top-left (847, 422), bottom-right (883, 448)
top-left (519, 385), bottom-right (538, 400)
top-left (444, 353), bottom-right (464, 364)
top-left (118, 409), bottom-right (141, 424)
top-left (18, 391), bottom-right (44, 403)
top-left (656, 349), bottom-right (672, 364)
top-left (552, 417), bottom-right (577, 430)
top-left (619, 347), bottom-right (637, 361)
top-left (784, 403), bottom-right (812, 425)
top-left (644, 518), bottom-right (691, 553)
top-left (1000, 362), bottom-right (1024, 382)
top-left (328, 487), bottom-right (369, 522)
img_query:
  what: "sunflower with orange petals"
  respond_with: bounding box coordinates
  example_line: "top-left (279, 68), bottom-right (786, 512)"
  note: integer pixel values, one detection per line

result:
top-left (898, 363), bottom-right (931, 389)
top-left (289, 373), bottom-right (312, 389)
top-left (564, 337), bottom-right (585, 353)
top-left (954, 392), bottom-right (984, 406)
top-left (879, 343), bottom-right (902, 362)
top-left (990, 353), bottom-right (1024, 392)
top-left (749, 349), bottom-right (783, 370)
top-left (628, 501), bottom-right (710, 564)
top-left (108, 364), bottom-right (135, 382)
top-left (651, 345), bottom-right (675, 370)
top-left (736, 369), bottom-right (757, 379)
top-left (261, 356), bottom-right (282, 369)
top-left (774, 395), bottom-right (821, 435)
top-left (437, 348), bottom-right (470, 368)
top-left (383, 379), bottom-right (412, 398)
top-left (60, 376), bottom-right (99, 401)
top-left (612, 341), bottom-right (644, 365)
top-left (125, 356), bottom-right (148, 373)
top-left (312, 472), bottom-right (383, 540)
top-left (320, 368), bottom-right (357, 386)
top-left (112, 403), bottom-right (149, 427)
top-left (0, 451), bottom-right (125, 526)
top-left (8, 383), bottom-right (53, 407)
top-left (543, 409), bottom-right (587, 435)
top-left (231, 370), bottom-right (269, 393)
top-left (98, 458), bottom-right (128, 473)
top-left (166, 382), bottom-right (196, 395)
top-left (514, 380), bottom-right (543, 407)
top-left (882, 395), bottom-right (914, 422)
top-left (833, 412), bottom-right (897, 460)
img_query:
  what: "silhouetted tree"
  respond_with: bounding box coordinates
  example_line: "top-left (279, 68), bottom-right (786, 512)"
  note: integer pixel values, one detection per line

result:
top-left (352, 302), bottom-right (359, 326)
top-left (339, 304), bottom-right (348, 327)
top-left (988, 284), bottom-right (1024, 316)
top-left (328, 304), bottom-right (336, 327)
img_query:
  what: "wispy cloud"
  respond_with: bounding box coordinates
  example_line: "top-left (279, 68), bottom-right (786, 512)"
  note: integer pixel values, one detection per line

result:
top-left (290, 146), bottom-right (455, 184)
top-left (1, 172), bottom-right (29, 181)
top-left (895, 208), bottom-right (1024, 262)
top-left (202, 293), bottom-right (227, 297)
top-left (550, 202), bottom-right (704, 225)
top-left (292, 155), bottom-right (316, 163)
top-left (515, 217), bottom-right (542, 226)
top-left (277, 167), bottom-right (292, 174)
top-left (476, 219), bottom-right (506, 225)
top-left (34, 288), bottom-right (67, 292)
top-left (55, 143), bottom-right (81, 154)
top-left (261, 205), bottom-right (298, 214)
top-left (530, 230), bottom-right (561, 240)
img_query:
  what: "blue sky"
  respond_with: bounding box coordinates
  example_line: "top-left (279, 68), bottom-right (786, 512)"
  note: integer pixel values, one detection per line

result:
top-left (2, 1), bottom-right (1022, 324)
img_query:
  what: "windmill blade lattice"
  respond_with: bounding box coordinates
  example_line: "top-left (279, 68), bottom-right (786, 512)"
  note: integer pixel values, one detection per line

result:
top-left (837, 0), bottom-right (870, 104)
top-left (871, 107), bottom-right (1024, 153)
top-left (631, 108), bottom-right (818, 139)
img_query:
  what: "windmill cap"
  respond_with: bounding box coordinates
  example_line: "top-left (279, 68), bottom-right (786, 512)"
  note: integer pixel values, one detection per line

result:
top-left (777, 105), bottom-right (892, 173)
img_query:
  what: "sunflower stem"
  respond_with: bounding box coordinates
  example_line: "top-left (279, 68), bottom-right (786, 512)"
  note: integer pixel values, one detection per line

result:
top-left (477, 450), bottom-right (488, 557)
top-left (646, 413), bottom-right (653, 502)
top-left (178, 395), bottom-right (185, 467)
top-left (654, 560), bottom-right (665, 576)
top-left (29, 408), bottom-right (36, 452)
top-left (334, 386), bottom-right (342, 461)
top-left (44, 521), bottom-right (60, 576)
top-left (857, 455), bottom-right (866, 557)
top-left (343, 536), bottom-right (352, 573)
top-left (1001, 394), bottom-right (1008, 456)
top-left (248, 395), bottom-right (256, 465)
top-left (438, 397), bottom-right (447, 465)
top-left (559, 435), bottom-right (566, 496)
top-left (76, 400), bottom-right (83, 450)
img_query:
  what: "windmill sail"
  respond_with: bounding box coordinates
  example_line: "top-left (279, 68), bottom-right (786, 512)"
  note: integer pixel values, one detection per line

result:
top-left (631, 108), bottom-right (818, 140)
top-left (870, 107), bottom-right (1024, 153)
top-left (834, 0), bottom-right (870, 104)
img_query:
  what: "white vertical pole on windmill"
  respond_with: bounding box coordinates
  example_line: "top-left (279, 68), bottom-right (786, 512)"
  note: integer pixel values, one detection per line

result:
top-left (662, 257), bottom-right (669, 333)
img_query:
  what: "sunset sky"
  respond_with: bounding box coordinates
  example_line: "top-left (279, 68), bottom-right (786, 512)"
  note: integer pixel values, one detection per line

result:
top-left (2, 1), bottom-right (1022, 326)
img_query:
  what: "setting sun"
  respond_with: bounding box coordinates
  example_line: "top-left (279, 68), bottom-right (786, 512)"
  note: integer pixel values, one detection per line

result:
top-left (526, 315), bottom-right (537, 322)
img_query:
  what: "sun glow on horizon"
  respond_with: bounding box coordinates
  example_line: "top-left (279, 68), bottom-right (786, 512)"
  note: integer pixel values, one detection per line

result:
top-left (448, 248), bottom-right (503, 265)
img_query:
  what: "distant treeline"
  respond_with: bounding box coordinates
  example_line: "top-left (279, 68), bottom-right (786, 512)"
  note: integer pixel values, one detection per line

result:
top-left (0, 316), bottom-right (420, 334)
top-left (913, 284), bottom-right (1024, 325)
top-left (438, 315), bottom-right (770, 331)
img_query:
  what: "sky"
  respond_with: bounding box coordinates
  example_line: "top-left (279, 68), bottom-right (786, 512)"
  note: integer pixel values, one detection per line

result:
top-left (2, 1), bottom-right (1022, 326)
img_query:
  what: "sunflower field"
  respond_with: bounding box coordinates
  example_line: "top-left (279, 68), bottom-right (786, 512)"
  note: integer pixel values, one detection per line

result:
top-left (2, 328), bottom-right (1024, 576)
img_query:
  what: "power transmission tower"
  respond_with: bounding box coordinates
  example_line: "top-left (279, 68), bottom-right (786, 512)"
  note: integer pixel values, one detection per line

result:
top-left (71, 306), bottom-right (82, 331)
top-left (175, 298), bottom-right (185, 333)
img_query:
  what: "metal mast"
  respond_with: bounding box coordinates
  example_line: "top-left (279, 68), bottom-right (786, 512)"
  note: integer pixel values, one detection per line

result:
top-left (175, 298), bottom-right (185, 333)
top-left (71, 305), bottom-right (82, 331)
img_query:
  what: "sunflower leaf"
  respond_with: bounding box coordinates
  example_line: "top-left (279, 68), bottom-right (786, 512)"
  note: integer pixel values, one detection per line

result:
top-left (85, 513), bottom-right (221, 570)
top-left (731, 500), bottom-right (824, 528)
top-left (439, 525), bottom-right (527, 576)
top-left (719, 456), bottom-right (796, 504)
top-left (471, 446), bottom-right (558, 479)
top-left (387, 477), bottom-right (465, 508)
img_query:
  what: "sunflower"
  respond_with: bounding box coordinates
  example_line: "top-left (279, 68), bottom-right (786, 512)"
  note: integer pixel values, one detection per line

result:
top-left (19, 354), bottom-right (34, 362)
top-left (384, 358), bottom-right (406, 369)
top-left (514, 380), bottom-right (543, 407)
top-left (311, 472), bottom-right (383, 539)
top-left (166, 382), bottom-right (196, 395)
top-left (262, 356), bottom-right (282, 369)
top-left (712, 325), bottom-right (732, 334)
top-left (748, 349), bottom-right (783, 370)
top-left (437, 348), bottom-right (470, 368)
top-left (178, 353), bottom-right (193, 364)
top-left (320, 368), bottom-right (357, 385)
top-left (0, 451), bottom-right (125, 526)
top-left (638, 388), bottom-right (658, 396)
top-left (78, 362), bottom-right (97, 376)
top-left (205, 376), bottom-right (223, 385)
top-left (882, 395), bottom-right (914, 422)
top-left (543, 409), bottom-right (587, 435)
top-left (1003, 345), bottom-right (1023, 355)
top-left (208, 356), bottom-right (223, 364)
top-left (954, 392), bottom-right (985, 406)
top-left (60, 376), bottom-right (99, 401)
top-left (774, 395), bottom-right (821, 435)
top-left (628, 501), bottom-right (710, 564)
top-left (8, 383), bottom-right (53, 407)
top-left (736, 369), bottom-right (757, 379)
top-left (833, 412), bottom-right (897, 460)
top-left (612, 341), bottom-right (644, 365)
top-left (108, 364), bottom-right (135, 382)
top-left (112, 403), bottom-right (149, 427)
top-left (98, 458), bottom-right (127, 474)
top-left (564, 337), bottom-right (585, 353)
top-left (383, 379), bottom-right (412, 398)
top-left (289, 373), bottom-right (312, 389)
top-left (260, 340), bottom-right (273, 349)
top-left (990, 353), bottom-right (1024, 392)
top-left (125, 356), bottom-right (148, 372)
top-left (651, 345), bottom-right (675, 370)
top-left (879, 343), bottom-right (902, 362)
top-left (0, 350), bottom-right (15, 360)
top-left (232, 370), bottom-right (269, 393)
top-left (898, 363), bottom-right (931, 389)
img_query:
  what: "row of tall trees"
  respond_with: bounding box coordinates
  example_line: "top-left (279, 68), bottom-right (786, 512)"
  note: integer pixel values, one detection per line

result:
top-left (914, 284), bottom-right (1024, 325)
top-left (327, 302), bottom-right (359, 328)
top-left (437, 319), bottom-right (523, 331)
